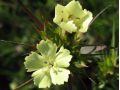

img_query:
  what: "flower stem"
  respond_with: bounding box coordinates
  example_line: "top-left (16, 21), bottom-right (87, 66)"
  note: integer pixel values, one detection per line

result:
top-left (14, 78), bottom-right (33, 90)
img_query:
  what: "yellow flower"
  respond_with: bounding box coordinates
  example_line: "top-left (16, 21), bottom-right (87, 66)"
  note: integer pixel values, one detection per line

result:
top-left (24, 40), bottom-right (72, 88)
top-left (53, 0), bottom-right (93, 33)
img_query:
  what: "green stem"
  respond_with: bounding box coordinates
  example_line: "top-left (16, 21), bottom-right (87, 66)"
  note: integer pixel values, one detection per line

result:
top-left (14, 78), bottom-right (33, 90)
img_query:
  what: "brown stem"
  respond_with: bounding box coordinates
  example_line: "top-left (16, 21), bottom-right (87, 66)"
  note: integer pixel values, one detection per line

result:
top-left (67, 74), bottom-right (72, 90)
top-left (16, 0), bottom-right (44, 32)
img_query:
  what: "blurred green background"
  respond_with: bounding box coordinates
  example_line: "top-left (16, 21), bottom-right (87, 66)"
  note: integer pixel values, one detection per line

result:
top-left (0, 0), bottom-right (118, 90)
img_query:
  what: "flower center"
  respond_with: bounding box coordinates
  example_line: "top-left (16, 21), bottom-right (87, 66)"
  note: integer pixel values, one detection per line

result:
top-left (43, 57), bottom-right (54, 67)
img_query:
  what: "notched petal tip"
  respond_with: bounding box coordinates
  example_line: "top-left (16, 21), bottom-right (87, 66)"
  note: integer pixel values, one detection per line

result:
top-left (32, 67), bottom-right (51, 88)
top-left (50, 68), bottom-right (70, 85)
top-left (24, 52), bottom-right (45, 72)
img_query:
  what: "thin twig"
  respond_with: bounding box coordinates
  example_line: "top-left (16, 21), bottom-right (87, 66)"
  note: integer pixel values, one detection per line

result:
top-left (0, 40), bottom-right (34, 46)
top-left (14, 78), bottom-right (33, 90)
top-left (89, 5), bottom-right (111, 27)
top-left (83, 70), bottom-right (97, 85)
top-left (79, 44), bottom-right (117, 49)
top-left (88, 78), bottom-right (96, 84)
top-left (80, 53), bottom-right (104, 55)
top-left (16, 0), bottom-right (44, 32)
top-left (0, 2), bottom-right (16, 8)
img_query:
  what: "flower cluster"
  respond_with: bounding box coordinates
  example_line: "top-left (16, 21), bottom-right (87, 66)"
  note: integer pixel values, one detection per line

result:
top-left (24, 0), bottom-right (93, 88)
top-left (24, 40), bottom-right (72, 88)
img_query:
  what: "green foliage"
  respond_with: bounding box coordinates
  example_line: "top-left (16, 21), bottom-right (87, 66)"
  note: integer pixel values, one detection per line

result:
top-left (0, 0), bottom-right (118, 90)
top-left (96, 19), bottom-right (118, 90)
